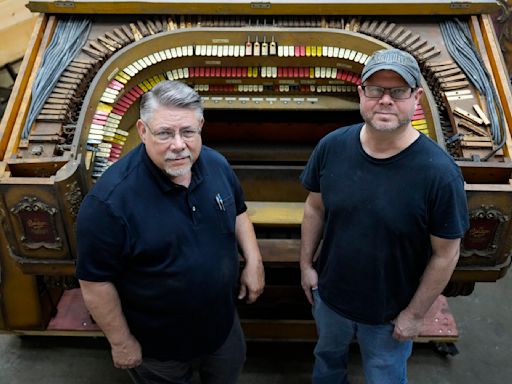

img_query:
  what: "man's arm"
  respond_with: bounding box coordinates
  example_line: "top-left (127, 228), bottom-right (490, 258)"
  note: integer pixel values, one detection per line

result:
top-left (235, 212), bottom-right (265, 303)
top-left (300, 192), bottom-right (325, 304)
top-left (392, 235), bottom-right (461, 341)
top-left (79, 280), bottom-right (142, 369)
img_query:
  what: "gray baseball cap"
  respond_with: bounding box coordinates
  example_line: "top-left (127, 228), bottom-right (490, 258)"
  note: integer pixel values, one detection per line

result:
top-left (361, 48), bottom-right (421, 88)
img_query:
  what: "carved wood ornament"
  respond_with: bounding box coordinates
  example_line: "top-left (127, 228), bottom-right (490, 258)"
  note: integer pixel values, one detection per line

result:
top-left (10, 196), bottom-right (62, 250)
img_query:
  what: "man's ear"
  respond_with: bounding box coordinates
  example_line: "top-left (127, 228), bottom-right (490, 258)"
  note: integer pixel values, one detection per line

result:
top-left (415, 87), bottom-right (424, 104)
top-left (136, 119), bottom-right (146, 143)
top-left (357, 85), bottom-right (364, 99)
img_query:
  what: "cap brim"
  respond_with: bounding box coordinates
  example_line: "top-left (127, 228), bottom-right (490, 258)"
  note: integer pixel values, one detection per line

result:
top-left (361, 64), bottom-right (417, 88)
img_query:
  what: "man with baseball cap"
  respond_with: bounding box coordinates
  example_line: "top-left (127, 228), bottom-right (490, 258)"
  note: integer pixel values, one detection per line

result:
top-left (300, 48), bottom-right (469, 383)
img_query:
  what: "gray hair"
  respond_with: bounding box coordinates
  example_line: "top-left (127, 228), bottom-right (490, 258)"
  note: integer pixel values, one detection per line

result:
top-left (139, 80), bottom-right (204, 122)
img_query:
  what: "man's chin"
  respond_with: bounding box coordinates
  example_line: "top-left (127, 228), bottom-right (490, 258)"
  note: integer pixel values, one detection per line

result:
top-left (371, 122), bottom-right (399, 132)
top-left (370, 117), bottom-right (408, 132)
top-left (165, 165), bottom-right (192, 177)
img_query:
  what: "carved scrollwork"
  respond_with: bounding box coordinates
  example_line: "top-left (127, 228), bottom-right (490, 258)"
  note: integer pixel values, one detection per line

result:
top-left (0, 204), bottom-right (7, 232)
top-left (443, 281), bottom-right (475, 297)
top-left (64, 181), bottom-right (83, 219)
top-left (496, 0), bottom-right (511, 23)
top-left (461, 205), bottom-right (509, 257)
top-left (494, 1), bottom-right (512, 75)
top-left (10, 196), bottom-right (62, 250)
top-left (0, 204), bottom-right (4, 284)
top-left (43, 275), bottom-right (80, 289)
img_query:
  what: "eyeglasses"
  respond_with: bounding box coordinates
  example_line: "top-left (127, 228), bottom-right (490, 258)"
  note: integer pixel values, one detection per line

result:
top-left (361, 85), bottom-right (415, 100)
top-left (143, 121), bottom-right (201, 143)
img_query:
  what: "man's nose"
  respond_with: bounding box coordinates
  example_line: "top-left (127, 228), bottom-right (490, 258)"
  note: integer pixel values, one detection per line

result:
top-left (378, 91), bottom-right (395, 103)
top-left (170, 134), bottom-right (187, 150)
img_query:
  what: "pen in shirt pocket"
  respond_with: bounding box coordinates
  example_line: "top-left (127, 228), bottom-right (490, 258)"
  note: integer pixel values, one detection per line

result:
top-left (215, 193), bottom-right (225, 211)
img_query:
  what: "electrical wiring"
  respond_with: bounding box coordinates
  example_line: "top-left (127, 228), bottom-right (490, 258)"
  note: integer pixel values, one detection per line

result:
top-left (440, 19), bottom-right (506, 161)
top-left (21, 17), bottom-right (91, 140)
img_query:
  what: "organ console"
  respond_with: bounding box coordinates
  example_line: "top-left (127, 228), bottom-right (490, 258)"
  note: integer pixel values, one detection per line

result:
top-left (1, 1), bottom-right (511, 341)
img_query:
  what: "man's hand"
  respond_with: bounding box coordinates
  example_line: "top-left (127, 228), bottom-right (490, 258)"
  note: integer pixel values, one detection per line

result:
top-left (392, 236), bottom-right (461, 342)
top-left (300, 265), bottom-right (318, 305)
top-left (392, 309), bottom-right (424, 341)
top-left (238, 261), bottom-right (265, 303)
top-left (79, 280), bottom-right (142, 369)
top-left (111, 334), bottom-right (143, 369)
top-left (300, 192), bottom-right (323, 305)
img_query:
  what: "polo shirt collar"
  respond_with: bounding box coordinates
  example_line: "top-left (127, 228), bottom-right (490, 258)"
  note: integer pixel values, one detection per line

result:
top-left (139, 143), bottom-right (205, 192)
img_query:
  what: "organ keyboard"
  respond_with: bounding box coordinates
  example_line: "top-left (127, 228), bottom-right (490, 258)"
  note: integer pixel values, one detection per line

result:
top-left (0, 0), bottom-right (511, 338)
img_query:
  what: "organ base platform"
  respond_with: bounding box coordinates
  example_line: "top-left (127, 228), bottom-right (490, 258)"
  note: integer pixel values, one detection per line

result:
top-left (14, 289), bottom-right (456, 345)
top-left (1, 1), bottom-right (512, 342)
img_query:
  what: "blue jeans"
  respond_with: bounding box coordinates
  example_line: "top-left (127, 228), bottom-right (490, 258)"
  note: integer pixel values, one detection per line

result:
top-left (311, 289), bottom-right (412, 384)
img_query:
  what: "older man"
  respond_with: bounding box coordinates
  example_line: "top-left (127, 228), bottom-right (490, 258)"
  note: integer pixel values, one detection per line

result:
top-left (300, 48), bottom-right (469, 383)
top-left (76, 80), bottom-right (264, 384)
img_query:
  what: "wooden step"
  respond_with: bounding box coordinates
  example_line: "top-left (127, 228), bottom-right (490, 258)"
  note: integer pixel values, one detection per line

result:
top-left (241, 319), bottom-right (317, 341)
top-left (246, 201), bottom-right (304, 226)
top-left (257, 238), bottom-right (300, 263)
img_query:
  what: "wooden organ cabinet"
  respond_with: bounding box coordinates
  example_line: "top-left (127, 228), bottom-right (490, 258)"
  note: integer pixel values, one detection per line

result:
top-left (1, 1), bottom-right (512, 341)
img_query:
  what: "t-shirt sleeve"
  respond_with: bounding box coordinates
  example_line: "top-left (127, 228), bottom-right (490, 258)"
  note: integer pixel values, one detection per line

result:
top-left (75, 194), bottom-right (129, 282)
top-left (428, 173), bottom-right (469, 239)
top-left (300, 142), bottom-right (323, 192)
top-left (230, 167), bottom-right (247, 215)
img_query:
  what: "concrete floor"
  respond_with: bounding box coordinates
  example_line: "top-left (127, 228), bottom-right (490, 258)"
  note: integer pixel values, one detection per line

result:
top-left (1, 273), bottom-right (511, 384)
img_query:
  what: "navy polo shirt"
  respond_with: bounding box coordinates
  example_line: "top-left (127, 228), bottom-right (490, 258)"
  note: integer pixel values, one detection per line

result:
top-left (76, 143), bottom-right (246, 361)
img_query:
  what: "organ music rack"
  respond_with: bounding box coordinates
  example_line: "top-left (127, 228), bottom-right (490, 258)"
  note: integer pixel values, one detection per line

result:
top-left (0, 1), bottom-right (511, 341)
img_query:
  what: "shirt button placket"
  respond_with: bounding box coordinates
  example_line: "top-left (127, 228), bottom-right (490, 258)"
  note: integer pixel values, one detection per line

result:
top-left (186, 189), bottom-right (199, 224)
top-left (190, 202), bottom-right (198, 225)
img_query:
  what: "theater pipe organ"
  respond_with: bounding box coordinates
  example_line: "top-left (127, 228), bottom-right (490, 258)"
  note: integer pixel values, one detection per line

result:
top-left (0, 1), bottom-right (511, 340)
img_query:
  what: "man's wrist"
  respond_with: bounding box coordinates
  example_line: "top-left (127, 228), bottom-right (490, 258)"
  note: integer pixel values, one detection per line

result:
top-left (242, 254), bottom-right (263, 267)
top-left (300, 259), bottom-right (314, 270)
top-left (402, 306), bottom-right (426, 321)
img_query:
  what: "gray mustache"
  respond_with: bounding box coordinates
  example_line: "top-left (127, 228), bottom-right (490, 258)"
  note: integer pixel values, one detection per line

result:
top-left (165, 152), bottom-right (191, 161)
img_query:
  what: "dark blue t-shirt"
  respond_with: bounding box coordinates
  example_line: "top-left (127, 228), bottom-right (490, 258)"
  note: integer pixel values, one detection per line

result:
top-left (300, 123), bottom-right (469, 324)
top-left (76, 144), bottom-right (246, 360)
